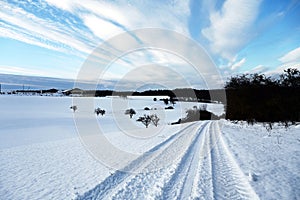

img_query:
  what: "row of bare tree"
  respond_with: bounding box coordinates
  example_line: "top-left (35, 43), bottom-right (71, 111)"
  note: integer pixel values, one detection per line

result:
top-left (125, 108), bottom-right (160, 128)
top-left (70, 106), bottom-right (160, 128)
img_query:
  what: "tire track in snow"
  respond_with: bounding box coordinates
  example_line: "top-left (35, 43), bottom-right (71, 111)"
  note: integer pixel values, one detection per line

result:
top-left (111, 123), bottom-right (210, 200)
top-left (191, 123), bottom-right (214, 200)
top-left (77, 121), bottom-right (259, 200)
top-left (209, 121), bottom-right (259, 200)
top-left (160, 121), bottom-right (210, 199)
top-left (76, 122), bottom-right (203, 200)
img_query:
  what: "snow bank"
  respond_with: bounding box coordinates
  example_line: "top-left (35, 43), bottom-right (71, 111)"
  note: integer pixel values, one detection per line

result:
top-left (221, 120), bottom-right (300, 199)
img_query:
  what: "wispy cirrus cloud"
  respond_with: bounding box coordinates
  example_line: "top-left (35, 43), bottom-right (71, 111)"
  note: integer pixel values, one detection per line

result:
top-left (265, 63), bottom-right (300, 77)
top-left (0, 0), bottom-right (193, 82)
top-left (0, 1), bottom-right (95, 57)
top-left (44, 0), bottom-right (190, 44)
top-left (1, 0), bottom-right (190, 57)
top-left (81, 14), bottom-right (125, 40)
top-left (279, 46), bottom-right (300, 64)
top-left (269, 46), bottom-right (300, 76)
top-left (246, 65), bottom-right (268, 74)
top-left (224, 47), bottom-right (300, 78)
top-left (229, 57), bottom-right (246, 71)
top-left (0, 65), bottom-right (77, 78)
top-left (7, 0), bottom-right (297, 90)
top-left (236, 47), bottom-right (300, 77)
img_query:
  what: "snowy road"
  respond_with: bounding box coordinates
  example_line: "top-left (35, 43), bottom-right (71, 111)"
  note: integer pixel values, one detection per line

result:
top-left (77, 121), bottom-right (259, 200)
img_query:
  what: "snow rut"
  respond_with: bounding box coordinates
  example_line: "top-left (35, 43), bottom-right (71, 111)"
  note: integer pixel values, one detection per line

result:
top-left (77, 121), bottom-right (259, 200)
top-left (209, 122), bottom-right (259, 200)
top-left (76, 122), bottom-right (202, 200)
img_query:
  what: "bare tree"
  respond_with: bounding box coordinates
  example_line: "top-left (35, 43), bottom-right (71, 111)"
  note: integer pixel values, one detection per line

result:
top-left (150, 114), bottom-right (160, 127)
top-left (137, 114), bottom-right (152, 128)
top-left (125, 108), bottom-right (136, 118)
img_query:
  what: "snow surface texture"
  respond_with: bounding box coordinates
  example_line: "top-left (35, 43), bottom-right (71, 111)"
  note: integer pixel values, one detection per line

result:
top-left (0, 96), bottom-right (299, 199)
top-left (221, 122), bottom-right (300, 200)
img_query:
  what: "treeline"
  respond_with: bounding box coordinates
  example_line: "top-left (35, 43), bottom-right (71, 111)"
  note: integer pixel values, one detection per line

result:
top-left (63, 68), bottom-right (300, 123)
top-left (16, 88), bottom-right (58, 93)
top-left (76, 88), bottom-right (215, 103)
top-left (225, 68), bottom-right (300, 123)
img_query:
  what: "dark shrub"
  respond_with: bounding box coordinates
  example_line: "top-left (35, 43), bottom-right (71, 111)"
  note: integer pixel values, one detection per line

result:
top-left (165, 106), bottom-right (174, 110)
top-left (70, 105), bottom-right (77, 112)
top-left (95, 108), bottom-right (105, 116)
top-left (125, 108), bottom-right (136, 118)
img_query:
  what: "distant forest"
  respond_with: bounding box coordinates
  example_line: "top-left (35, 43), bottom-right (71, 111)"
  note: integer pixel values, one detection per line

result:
top-left (61, 87), bottom-right (221, 103)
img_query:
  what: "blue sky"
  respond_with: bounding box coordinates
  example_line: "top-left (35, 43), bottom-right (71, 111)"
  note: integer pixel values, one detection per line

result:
top-left (0, 0), bottom-right (300, 89)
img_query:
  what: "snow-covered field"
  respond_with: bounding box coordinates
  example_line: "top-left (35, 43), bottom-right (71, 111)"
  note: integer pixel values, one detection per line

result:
top-left (0, 96), bottom-right (299, 199)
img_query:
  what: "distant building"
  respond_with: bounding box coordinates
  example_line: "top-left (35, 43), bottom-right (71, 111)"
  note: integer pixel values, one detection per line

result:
top-left (62, 88), bottom-right (83, 96)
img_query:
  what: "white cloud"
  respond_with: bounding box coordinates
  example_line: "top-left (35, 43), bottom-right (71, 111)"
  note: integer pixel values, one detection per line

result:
top-left (0, 65), bottom-right (77, 78)
top-left (112, 64), bottom-right (195, 91)
top-left (202, 0), bottom-right (261, 60)
top-left (230, 57), bottom-right (246, 70)
top-left (77, 1), bottom-right (130, 28)
top-left (45, 0), bottom-right (190, 37)
top-left (44, 0), bottom-right (75, 12)
top-left (0, 1), bottom-right (95, 57)
top-left (0, 65), bottom-right (45, 76)
top-left (1, 0), bottom-right (210, 88)
top-left (82, 14), bottom-right (124, 40)
top-left (265, 63), bottom-right (300, 76)
top-left (279, 47), bottom-right (300, 63)
top-left (1, 0), bottom-right (191, 58)
top-left (246, 65), bottom-right (268, 74)
top-left (0, 22), bottom-right (62, 52)
top-left (101, 49), bottom-right (195, 82)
